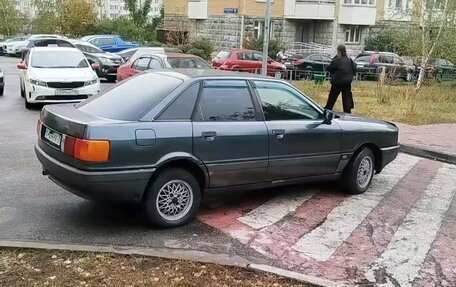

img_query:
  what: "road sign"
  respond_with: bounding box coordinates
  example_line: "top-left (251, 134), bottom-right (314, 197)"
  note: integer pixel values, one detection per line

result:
top-left (224, 8), bottom-right (238, 14)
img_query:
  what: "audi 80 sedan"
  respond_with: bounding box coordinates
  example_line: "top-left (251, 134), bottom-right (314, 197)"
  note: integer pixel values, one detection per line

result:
top-left (35, 69), bottom-right (399, 228)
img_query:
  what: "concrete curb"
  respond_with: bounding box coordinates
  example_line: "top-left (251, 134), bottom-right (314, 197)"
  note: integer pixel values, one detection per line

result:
top-left (0, 240), bottom-right (342, 287)
top-left (400, 144), bottom-right (456, 165)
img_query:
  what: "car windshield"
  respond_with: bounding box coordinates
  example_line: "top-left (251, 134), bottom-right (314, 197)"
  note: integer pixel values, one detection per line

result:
top-left (167, 57), bottom-right (211, 69)
top-left (76, 73), bottom-right (183, 121)
top-left (31, 50), bottom-right (89, 68)
top-left (76, 43), bottom-right (102, 53)
top-left (216, 51), bottom-right (231, 59)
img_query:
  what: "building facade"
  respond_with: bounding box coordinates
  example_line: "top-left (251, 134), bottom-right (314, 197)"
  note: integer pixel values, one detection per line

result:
top-left (163, 0), bottom-right (419, 51)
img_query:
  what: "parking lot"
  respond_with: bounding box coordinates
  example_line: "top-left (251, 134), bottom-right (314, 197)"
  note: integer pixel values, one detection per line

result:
top-left (1, 55), bottom-right (456, 286)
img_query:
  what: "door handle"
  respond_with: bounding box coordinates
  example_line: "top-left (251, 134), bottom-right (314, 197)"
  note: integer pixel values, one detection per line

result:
top-left (272, 129), bottom-right (285, 139)
top-left (202, 131), bottom-right (216, 141)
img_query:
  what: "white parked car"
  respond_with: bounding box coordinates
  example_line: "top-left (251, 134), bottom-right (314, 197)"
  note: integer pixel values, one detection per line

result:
top-left (0, 66), bottom-right (4, 95)
top-left (17, 47), bottom-right (100, 109)
top-left (5, 34), bottom-right (65, 57)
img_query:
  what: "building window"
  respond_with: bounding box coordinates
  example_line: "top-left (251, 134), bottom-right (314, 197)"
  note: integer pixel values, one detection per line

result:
top-left (254, 21), bottom-right (275, 40)
top-left (345, 0), bottom-right (375, 4)
top-left (389, 0), bottom-right (402, 7)
top-left (345, 26), bottom-right (362, 43)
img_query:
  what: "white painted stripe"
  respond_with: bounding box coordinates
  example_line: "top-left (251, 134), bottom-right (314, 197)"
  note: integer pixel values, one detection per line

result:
top-left (365, 164), bottom-right (456, 287)
top-left (237, 188), bottom-right (317, 230)
top-left (291, 153), bottom-right (420, 261)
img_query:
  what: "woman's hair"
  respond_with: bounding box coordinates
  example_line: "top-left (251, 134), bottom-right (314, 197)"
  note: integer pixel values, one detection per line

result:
top-left (337, 45), bottom-right (347, 58)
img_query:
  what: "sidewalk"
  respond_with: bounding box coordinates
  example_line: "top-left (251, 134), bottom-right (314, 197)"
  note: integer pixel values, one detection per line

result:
top-left (397, 123), bottom-right (456, 164)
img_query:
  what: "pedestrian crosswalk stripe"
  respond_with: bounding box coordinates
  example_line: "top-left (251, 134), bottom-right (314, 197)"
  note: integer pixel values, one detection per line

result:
top-left (365, 164), bottom-right (456, 287)
top-left (291, 153), bottom-right (420, 261)
top-left (237, 188), bottom-right (318, 230)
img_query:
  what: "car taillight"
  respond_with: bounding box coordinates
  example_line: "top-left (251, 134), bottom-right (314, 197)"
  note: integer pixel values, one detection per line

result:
top-left (61, 135), bottom-right (110, 163)
top-left (370, 55), bottom-right (375, 65)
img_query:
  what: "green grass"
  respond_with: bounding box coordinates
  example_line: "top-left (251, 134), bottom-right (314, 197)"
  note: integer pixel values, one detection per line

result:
top-left (294, 81), bottom-right (456, 125)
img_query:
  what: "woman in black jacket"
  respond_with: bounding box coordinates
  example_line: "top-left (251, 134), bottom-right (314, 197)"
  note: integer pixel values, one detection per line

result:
top-left (324, 45), bottom-right (357, 114)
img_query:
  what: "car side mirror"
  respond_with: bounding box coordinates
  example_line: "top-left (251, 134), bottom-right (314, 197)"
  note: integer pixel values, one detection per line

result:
top-left (17, 63), bottom-right (27, 70)
top-left (323, 109), bottom-right (334, 124)
top-left (91, 63), bottom-right (100, 70)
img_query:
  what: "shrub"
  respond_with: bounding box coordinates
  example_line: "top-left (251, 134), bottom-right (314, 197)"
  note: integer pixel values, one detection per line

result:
top-left (248, 37), bottom-right (283, 59)
top-left (90, 17), bottom-right (154, 44)
top-left (182, 38), bottom-right (214, 60)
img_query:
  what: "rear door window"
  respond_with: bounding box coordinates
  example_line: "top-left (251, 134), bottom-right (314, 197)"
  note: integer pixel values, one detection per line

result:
top-left (194, 80), bottom-right (256, 122)
top-left (132, 57), bottom-right (151, 71)
top-left (99, 37), bottom-right (115, 46)
top-left (159, 82), bottom-right (200, 120)
top-left (76, 73), bottom-right (183, 121)
top-left (216, 51), bottom-right (231, 59)
top-left (148, 57), bottom-right (163, 69)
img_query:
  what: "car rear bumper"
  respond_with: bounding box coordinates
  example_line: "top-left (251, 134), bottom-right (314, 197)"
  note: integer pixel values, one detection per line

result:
top-left (35, 144), bottom-right (155, 202)
top-left (378, 145), bottom-right (400, 173)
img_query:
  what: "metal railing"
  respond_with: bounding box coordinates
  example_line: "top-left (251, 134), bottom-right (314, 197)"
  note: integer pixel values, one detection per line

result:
top-left (287, 42), bottom-right (362, 59)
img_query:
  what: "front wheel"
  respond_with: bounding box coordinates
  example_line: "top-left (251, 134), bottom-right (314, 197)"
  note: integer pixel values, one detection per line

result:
top-left (343, 148), bottom-right (375, 195)
top-left (144, 168), bottom-right (201, 228)
top-left (0, 87), bottom-right (3, 96)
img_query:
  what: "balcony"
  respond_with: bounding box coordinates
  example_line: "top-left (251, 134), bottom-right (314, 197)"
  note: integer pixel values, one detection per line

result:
top-left (284, 0), bottom-right (335, 20)
top-left (188, 0), bottom-right (208, 19)
top-left (339, 0), bottom-right (377, 25)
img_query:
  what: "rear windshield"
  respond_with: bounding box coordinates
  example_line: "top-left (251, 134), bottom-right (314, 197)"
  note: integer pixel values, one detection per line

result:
top-left (168, 57), bottom-right (211, 69)
top-left (76, 73), bottom-right (183, 121)
top-left (216, 51), bottom-right (231, 59)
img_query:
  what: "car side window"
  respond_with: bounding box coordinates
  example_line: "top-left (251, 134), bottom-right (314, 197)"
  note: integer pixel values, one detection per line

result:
top-left (99, 37), bottom-right (115, 46)
top-left (253, 81), bottom-right (321, 121)
top-left (243, 53), bottom-right (253, 60)
top-left (394, 56), bottom-right (404, 65)
top-left (159, 82), bottom-right (200, 121)
top-left (89, 38), bottom-right (99, 46)
top-left (148, 58), bottom-right (162, 69)
top-left (310, 55), bottom-right (321, 61)
top-left (195, 80), bottom-right (256, 122)
top-left (253, 53), bottom-right (263, 62)
top-left (132, 57), bottom-right (151, 71)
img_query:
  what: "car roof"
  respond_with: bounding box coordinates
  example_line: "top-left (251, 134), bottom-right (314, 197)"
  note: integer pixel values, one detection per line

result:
top-left (147, 69), bottom-right (273, 80)
top-left (67, 39), bottom-right (99, 48)
top-left (31, 47), bottom-right (81, 53)
top-left (165, 53), bottom-right (201, 59)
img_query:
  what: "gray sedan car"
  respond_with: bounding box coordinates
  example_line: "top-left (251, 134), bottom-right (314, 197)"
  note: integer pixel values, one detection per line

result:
top-left (35, 69), bottom-right (399, 228)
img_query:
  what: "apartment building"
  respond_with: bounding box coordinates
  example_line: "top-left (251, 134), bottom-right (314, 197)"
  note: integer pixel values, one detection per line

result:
top-left (104, 0), bottom-right (162, 20)
top-left (163, 0), bottom-right (417, 50)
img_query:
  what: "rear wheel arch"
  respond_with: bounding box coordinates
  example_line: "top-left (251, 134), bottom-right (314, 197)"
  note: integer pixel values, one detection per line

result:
top-left (143, 158), bottom-right (208, 201)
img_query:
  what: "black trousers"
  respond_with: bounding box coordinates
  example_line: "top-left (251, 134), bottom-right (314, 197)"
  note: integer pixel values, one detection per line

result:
top-left (324, 83), bottom-right (354, 113)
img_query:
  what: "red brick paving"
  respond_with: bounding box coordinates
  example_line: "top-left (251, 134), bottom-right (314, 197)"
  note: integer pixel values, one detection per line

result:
top-left (397, 123), bottom-right (456, 157)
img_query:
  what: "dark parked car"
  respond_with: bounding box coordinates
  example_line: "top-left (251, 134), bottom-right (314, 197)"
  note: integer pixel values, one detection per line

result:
top-left (35, 70), bottom-right (399, 228)
top-left (354, 52), bottom-right (414, 81)
top-left (70, 40), bottom-right (124, 82)
top-left (285, 53), bottom-right (332, 79)
top-left (212, 50), bottom-right (286, 78)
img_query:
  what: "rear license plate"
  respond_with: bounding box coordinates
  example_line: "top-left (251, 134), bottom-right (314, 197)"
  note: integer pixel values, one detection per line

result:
top-left (43, 127), bottom-right (62, 149)
top-left (55, 89), bottom-right (78, 96)
top-left (285, 62), bottom-right (291, 65)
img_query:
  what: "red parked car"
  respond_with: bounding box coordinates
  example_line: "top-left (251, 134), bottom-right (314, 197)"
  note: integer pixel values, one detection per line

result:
top-left (212, 50), bottom-right (286, 79)
top-left (117, 52), bottom-right (211, 81)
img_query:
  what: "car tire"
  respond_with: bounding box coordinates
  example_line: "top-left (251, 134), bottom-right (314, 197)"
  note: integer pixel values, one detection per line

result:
top-left (0, 87), bottom-right (3, 96)
top-left (343, 148), bottom-right (375, 195)
top-left (20, 82), bottom-right (25, 98)
top-left (106, 75), bottom-right (116, 83)
top-left (144, 168), bottom-right (201, 228)
top-left (24, 89), bottom-right (33, 109)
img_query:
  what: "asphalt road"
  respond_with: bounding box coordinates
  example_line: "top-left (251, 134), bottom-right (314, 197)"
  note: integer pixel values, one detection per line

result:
top-left (0, 55), bottom-right (266, 260)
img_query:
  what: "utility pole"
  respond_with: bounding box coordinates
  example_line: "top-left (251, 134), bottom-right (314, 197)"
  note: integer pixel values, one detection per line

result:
top-left (261, 0), bottom-right (271, 76)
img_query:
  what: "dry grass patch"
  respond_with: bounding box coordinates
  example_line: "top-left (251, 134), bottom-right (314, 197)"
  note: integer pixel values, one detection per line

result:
top-left (294, 81), bottom-right (456, 125)
top-left (0, 249), bottom-right (311, 287)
